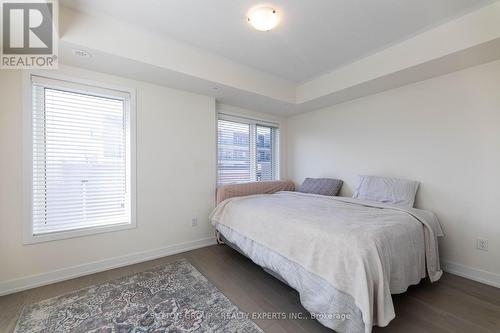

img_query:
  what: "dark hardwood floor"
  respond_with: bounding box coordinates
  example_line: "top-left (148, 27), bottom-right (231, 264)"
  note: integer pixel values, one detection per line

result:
top-left (1, 244), bottom-right (499, 332)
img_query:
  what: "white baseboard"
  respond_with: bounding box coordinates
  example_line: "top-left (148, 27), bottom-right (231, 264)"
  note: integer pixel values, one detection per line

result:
top-left (3, 243), bottom-right (497, 297)
top-left (0, 237), bottom-right (216, 296)
top-left (441, 260), bottom-right (500, 289)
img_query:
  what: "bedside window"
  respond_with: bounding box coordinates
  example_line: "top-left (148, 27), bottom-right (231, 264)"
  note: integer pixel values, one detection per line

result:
top-left (217, 114), bottom-right (279, 185)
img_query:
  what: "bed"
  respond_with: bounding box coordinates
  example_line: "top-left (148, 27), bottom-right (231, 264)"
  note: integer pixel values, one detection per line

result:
top-left (210, 181), bottom-right (444, 333)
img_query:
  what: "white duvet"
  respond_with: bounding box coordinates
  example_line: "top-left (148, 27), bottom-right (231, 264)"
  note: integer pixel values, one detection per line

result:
top-left (210, 191), bottom-right (443, 332)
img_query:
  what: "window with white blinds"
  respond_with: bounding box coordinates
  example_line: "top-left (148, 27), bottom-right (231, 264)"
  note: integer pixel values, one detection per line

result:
top-left (27, 75), bottom-right (135, 241)
top-left (217, 114), bottom-right (279, 185)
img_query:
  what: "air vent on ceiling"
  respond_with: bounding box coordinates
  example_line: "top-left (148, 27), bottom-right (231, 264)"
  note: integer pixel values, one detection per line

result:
top-left (72, 49), bottom-right (92, 58)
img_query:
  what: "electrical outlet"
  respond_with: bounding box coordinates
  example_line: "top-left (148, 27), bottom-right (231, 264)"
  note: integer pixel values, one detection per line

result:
top-left (476, 238), bottom-right (488, 251)
top-left (191, 217), bottom-right (198, 227)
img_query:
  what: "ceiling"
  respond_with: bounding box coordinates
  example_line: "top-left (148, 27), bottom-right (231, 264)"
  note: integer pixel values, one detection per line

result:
top-left (61, 0), bottom-right (494, 83)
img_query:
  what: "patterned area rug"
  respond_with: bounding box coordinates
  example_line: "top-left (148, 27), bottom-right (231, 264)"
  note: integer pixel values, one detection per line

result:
top-left (15, 259), bottom-right (263, 332)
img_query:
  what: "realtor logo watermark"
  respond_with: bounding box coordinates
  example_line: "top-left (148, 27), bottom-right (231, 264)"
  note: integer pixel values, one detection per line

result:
top-left (1, 0), bottom-right (58, 69)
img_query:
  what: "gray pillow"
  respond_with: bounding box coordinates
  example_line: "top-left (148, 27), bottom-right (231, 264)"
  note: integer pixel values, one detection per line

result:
top-left (352, 175), bottom-right (419, 208)
top-left (298, 178), bottom-right (343, 196)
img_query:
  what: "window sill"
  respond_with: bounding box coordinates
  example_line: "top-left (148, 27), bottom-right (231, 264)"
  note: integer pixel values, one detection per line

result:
top-left (23, 222), bottom-right (137, 245)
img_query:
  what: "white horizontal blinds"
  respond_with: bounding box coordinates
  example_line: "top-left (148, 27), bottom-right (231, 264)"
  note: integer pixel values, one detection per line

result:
top-left (217, 114), bottom-right (279, 185)
top-left (217, 119), bottom-right (251, 184)
top-left (256, 125), bottom-right (274, 181)
top-left (32, 77), bottom-right (131, 235)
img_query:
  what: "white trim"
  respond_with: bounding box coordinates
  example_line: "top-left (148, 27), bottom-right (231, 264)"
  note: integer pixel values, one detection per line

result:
top-left (273, 127), bottom-right (280, 180)
top-left (218, 112), bottom-right (279, 128)
top-left (22, 71), bottom-right (138, 244)
top-left (24, 223), bottom-right (138, 244)
top-left (25, 70), bottom-right (136, 98)
top-left (0, 237), bottom-right (217, 296)
top-left (22, 71), bottom-right (33, 245)
top-left (31, 75), bottom-right (131, 100)
top-left (442, 260), bottom-right (500, 289)
top-left (215, 104), bottom-right (284, 126)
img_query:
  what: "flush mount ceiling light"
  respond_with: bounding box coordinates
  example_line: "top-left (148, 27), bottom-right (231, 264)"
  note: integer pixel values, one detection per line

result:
top-left (247, 6), bottom-right (279, 31)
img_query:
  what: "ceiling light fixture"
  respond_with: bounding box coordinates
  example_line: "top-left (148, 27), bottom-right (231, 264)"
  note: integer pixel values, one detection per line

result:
top-left (247, 6), bottom-right (279, 31)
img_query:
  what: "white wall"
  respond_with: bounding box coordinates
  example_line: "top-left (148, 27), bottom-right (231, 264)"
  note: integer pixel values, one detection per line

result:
top-left (287, 59), bottom-right (500, 283)
top-left (0, 66), bottom-right (217, 292)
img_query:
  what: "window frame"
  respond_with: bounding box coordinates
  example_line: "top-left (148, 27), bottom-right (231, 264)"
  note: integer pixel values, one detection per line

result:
top-left (217, 112), bottom-right (280, 185)
top-left (22, 71), bottom-right (137, 244)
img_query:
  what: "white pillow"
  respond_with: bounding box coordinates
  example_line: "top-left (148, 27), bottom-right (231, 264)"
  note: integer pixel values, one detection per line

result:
top-left (352, 175), bottom-right (420, 208)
